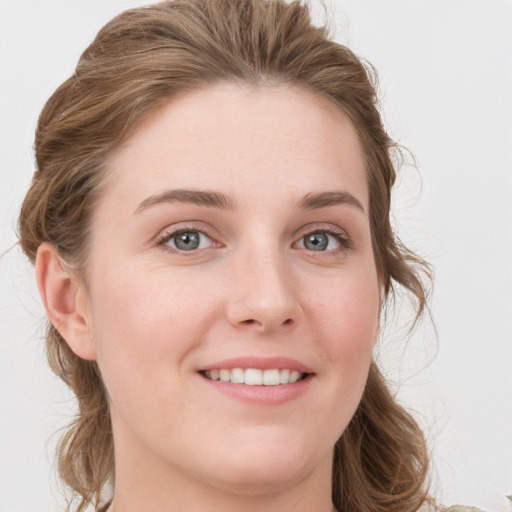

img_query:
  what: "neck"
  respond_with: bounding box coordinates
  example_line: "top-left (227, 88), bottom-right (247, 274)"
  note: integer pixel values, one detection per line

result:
top-left (107, 405), bottom-right (338, 512)
top-left (109, 462), bottom-right (336, 512)
top-left (109, 434), bottom-right (336, 512)
top-left (108, 492), bottom-right (337, 512)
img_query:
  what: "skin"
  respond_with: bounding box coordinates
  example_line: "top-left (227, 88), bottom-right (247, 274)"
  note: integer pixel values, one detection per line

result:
top-left (37, 83), bottom-right (381, 512)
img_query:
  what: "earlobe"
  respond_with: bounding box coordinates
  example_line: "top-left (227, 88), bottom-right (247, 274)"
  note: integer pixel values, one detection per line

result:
top-left (35, 242), bottom-right (97, 361)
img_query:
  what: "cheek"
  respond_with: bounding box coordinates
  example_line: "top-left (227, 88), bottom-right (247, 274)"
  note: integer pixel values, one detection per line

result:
top-left (91, 259), bottom-right (209, 336)
top-left (87, 263), bottom-right (215, 392)
top-left (308, 265), bottom-right (380, 381)
top-left (85, 264), bottom-right (222, 443)
top-left (296, 266), bottom-right (379, 445)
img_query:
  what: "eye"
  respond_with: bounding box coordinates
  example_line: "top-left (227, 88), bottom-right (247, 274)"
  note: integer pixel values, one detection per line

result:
top-left (160, 229), bottom-right (213, 252)
top-left (296, 231), bottom-right (346, 252)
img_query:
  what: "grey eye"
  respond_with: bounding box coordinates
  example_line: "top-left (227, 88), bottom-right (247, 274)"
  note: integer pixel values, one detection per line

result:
top-left (297, 231), bottom-right (343, 252)
top-left (160, 229), bottom-right (215, 253)
top-left (303, 233), bottom-right (329, 251)
top-left (174, 231), bottom-right (200, 250)
top-left (165, 230), bottom-right (214, 251)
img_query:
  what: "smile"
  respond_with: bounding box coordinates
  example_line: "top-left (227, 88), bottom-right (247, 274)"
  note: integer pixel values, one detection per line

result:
top-left (202, 368), bottom-right (308, 385)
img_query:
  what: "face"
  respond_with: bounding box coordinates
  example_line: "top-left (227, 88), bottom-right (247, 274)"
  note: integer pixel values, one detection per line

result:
top-left (80, 83), bottom-right (380, 496)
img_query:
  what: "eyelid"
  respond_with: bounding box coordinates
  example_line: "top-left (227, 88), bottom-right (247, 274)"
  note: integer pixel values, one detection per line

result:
top-left (294, 223), bottom-right (350, 241)
top-left (292, 223), bottom-right (353, 251)
top-left (156, 223), bottom-right (222, 254)
top-left (153, 221), bottom-right (352, 255)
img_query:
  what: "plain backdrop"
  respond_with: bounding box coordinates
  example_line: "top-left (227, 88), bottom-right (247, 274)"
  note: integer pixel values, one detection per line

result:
top-left (1, 1), bottom-right (511, 511)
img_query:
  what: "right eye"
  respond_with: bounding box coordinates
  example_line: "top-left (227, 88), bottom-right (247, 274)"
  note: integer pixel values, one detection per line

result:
top-left (159, 229), bottom-right (214, 252)
top-left (297, 231), bottom-right (342, 252)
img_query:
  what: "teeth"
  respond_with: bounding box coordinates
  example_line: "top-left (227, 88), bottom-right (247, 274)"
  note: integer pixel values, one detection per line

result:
top-left (231, 367), bottom-right (245, 384)
top-left (289, 370), bottom-right (301, 383)
top-left (204, 368), bottom-right (306, 385)
top-left (279, 369), bottom-right (290, 384)
top-left (263, 369), bottom-right (280, 385)
top-left (245, 368), bottom-right (263, 385)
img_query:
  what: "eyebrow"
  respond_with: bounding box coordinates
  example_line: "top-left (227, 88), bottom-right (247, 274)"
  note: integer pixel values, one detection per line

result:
top-left (134, 188), bottom-right (365, 215)
top-left (134, 189), bottom-right (236, 214)
top-left (298, 191), bottom-right (366, 214)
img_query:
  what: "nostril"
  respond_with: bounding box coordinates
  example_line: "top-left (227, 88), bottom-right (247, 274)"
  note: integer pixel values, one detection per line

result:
top-left (240, 318), bottom-right (293, 328)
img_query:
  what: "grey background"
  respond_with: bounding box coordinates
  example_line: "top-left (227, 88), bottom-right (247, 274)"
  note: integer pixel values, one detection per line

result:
top-left (1, 1), bottom-right (511, 510)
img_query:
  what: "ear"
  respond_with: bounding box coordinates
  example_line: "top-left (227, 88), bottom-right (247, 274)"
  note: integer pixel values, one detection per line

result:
top-left (35, 242), bottom-right (97, 361)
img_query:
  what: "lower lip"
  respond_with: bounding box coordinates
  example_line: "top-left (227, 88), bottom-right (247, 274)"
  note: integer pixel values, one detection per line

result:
top-left (199, 374), bottom-right (314, 405)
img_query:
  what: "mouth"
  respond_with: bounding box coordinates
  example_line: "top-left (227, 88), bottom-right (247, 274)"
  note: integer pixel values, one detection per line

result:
top-left (200, 368), bottom-right (310, 386)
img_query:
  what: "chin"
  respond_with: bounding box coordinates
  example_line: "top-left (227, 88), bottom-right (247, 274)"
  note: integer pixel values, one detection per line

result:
top-left (196, 428), bottom-right (333, 495)
top-left (206, 460), bottom-right (313, 496)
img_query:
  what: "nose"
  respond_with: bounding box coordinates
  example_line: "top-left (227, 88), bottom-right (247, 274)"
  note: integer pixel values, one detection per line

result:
top-left (225, 248), bottom-right (301, 334)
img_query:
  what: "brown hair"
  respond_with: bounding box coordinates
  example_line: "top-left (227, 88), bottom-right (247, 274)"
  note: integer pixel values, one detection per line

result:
top-left (18, 1), bottom-right (432, 511)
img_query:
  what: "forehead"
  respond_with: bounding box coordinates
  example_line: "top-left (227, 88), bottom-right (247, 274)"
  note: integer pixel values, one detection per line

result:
top-left (102, 82), bottom-right (368, 212)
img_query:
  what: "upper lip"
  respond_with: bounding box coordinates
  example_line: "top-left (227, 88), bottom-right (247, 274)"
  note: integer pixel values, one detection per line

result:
top-left (198, 356), bottom-right (313, 374)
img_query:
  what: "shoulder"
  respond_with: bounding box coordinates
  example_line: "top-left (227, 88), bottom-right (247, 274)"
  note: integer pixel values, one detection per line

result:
top-left (445, 507), bottom-right (485, 512)
top-left (418, 503), bottom-right (485, 512)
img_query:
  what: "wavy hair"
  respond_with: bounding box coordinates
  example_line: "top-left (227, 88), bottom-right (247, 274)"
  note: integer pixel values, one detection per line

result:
top-left (18, 1), bottom-right (432, 510)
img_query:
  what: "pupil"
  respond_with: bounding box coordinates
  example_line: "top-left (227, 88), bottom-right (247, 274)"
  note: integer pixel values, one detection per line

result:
top-left (305, 233), bottom-right (328, 251)
top-left (175, 231), bottom-right (200, 250)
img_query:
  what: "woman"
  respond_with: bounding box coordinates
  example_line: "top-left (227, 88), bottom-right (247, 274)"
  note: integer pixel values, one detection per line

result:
top-left (16, 1), bottom-right (482, 511)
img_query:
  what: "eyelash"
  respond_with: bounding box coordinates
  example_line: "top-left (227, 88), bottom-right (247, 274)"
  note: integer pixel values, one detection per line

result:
top-left (297, 226), bottom-right (352, 251)
top-left (156, 225), bottom-right (353, 255)
top-left (157, 226), bottom-right (218, 254)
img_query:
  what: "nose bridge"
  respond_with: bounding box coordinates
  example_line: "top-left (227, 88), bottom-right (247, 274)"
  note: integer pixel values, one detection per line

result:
top-left (226, 234), bottom-right (299, 332)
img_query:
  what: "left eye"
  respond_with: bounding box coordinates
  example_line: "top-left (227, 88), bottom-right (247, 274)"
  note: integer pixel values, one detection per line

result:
top-left (162, 230), bottom-right (212, 251)
top-left (296, 232), bottom-right (342, 252)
